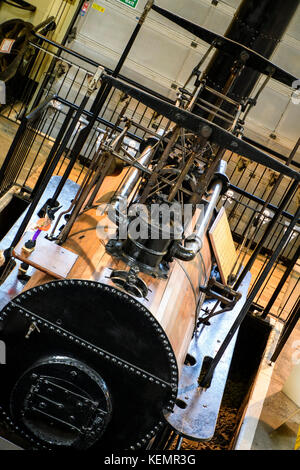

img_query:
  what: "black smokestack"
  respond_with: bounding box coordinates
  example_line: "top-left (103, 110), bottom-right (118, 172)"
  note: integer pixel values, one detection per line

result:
top-left (200, 0), bottom-right (298, 124)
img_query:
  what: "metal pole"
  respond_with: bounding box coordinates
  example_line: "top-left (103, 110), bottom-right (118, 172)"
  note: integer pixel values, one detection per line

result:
top-left (173, 178), bottom-right (224, 261)
top-left (200, 204), bottom-right (300, 388)
top-left (0, 119), bottom-right (27, 193)
top-left (9, 96), bottom-right (89, 250)
top-left (89, 0), bottom-right (155, 118)
top-left (31, 0), bottom-right (88, 109)
top-left (48, 0), bottom-right (154, 205)
top-left (229, 183), bottom-right (294, 222)
top-left (233, 137), bottom-right (300, 264)
top-left (30, 106), bottom-right (74, 198)
top-left (233, 179), bottom-right (299, 291)
top-left (261, 245), bottom-right (300, 319)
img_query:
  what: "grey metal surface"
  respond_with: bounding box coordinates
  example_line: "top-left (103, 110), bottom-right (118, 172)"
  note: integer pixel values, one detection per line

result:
top-left (64, 0), bottom-right (300, 153)
top-left (166, 271), bottom-right (252, 441)
top-left (0, 436), bottom-right (22, 450)
top-left (0, 176), bottom-right (79, 311)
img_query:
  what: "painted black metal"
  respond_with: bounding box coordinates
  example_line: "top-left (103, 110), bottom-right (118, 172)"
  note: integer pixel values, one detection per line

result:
top-left (0, 119), bottom-right (27, 197)
top-left (107, 236), bottom-right (172, 279)
top-left (10, 356), bottom-right (112, 449)
top-left (2, 0), bottom-right (36, 12)
top-left (229, 184), bottom-right (295, 222)
top-left (31, 106), bottom-right (75, 199)
top-left (270, 298), bottom-right (300, 363)
top-left (201, 0), bottom-right (299, 103)
top-left (9, 94), bottom-right (89, 251)
top-left (0, 280), bottom-right (178, 450)
top-left (152, 4), bottom-right (298, 87)
top-left (166, 273), bottom-right (251, 440)
top-left (32, 32), bottom-right (174, 106)
top-left (201, 204), bottom-right (300, 388)
top-left (48, 2), bottom-right (153, 206)
top-left (110, 268), bottom-right (149, 298)
top-left (2, 92), bottom-right (295, 227)
top-left (106, 191), bottom-right (184, 278)
top-left (231, 137), bottom-right (300, 273)
top-left (30, 0), bottom-right (85, 110)
top-left (0, 0), bottom-right (299, 447)
top-left (0, 94), bottom-right (60, 198)
top-left (234, 180), bottom-right (299, 291)
top-left (0, 176), bottom-right (79, 306)
top-left (101, 74), bottom-right (300, 182)
top-left (54, 95), bottom-right (144, 143)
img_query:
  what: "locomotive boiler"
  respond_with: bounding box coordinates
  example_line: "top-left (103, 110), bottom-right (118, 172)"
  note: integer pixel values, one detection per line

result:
top-left (0, 142), bottom-right (227, 449)
top-left (0, 0), bottom-right (299, 451)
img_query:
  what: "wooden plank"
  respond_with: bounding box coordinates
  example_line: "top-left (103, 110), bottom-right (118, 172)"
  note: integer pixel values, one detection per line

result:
top-left (13, 233), bottom-right (78, 279)
top-left (209, 207), bottom-right (237, 285)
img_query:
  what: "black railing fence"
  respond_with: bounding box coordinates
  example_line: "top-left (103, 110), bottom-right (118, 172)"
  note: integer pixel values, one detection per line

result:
top-left (0, 27), bottom-right (299, 327)
top-left (0, 0), bottom-right (83, 121)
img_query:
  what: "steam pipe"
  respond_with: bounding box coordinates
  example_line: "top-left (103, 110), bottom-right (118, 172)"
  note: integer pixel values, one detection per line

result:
top-left (173, 161), bottom-right (228, 262)
top-left (173, 181), bottom-right (222, 262)
top-left (110, 140), bottom-right (158, 222)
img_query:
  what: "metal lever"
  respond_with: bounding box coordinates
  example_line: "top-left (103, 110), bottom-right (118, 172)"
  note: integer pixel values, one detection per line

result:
top-left (25, 322), bottom-right (40, 339)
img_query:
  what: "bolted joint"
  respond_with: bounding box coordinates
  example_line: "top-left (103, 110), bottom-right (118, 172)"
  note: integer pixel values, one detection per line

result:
top-left (170, 234), bottom-right (201, 262)
top-left (200, 124), bottom-right (212, 139)
top-left (87, 66), bottom-right (105, 95)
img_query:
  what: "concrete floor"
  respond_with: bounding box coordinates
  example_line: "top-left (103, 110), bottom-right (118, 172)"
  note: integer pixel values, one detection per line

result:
top-left (250, 320), bottom-right (300, 450)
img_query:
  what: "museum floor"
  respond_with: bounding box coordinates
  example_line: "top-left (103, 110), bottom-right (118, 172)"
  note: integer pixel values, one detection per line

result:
top-left (0, 114), bottom-right (299, 451)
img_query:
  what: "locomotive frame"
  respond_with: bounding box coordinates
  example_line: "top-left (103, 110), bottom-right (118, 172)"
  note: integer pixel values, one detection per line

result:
top-left (0, 0), bottom-right (299, 451)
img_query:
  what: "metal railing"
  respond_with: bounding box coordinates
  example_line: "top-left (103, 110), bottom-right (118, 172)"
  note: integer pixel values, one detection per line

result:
top-left (0, 28), bottom-right (299, 325)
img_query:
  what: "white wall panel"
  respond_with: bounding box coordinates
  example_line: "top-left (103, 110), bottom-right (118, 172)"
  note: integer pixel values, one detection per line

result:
top-left (285, 3), bottom-right (300, 41)
top-left (275, 100), bottom-right (300, 143)
top-left (129, 27), bottom-right (190, 79)
top-left (203, 5), bottom-right (232, 33)
top-left (246, 87), bottom-right (290, 131)
top-left (272, 42), bottom-right (300, 78)
top-left (65, 0), bottom-right (300, 154)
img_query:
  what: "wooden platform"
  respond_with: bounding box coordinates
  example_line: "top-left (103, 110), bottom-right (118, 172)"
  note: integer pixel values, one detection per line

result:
top-left (13, 234), bottom-right (78, 279)
top-left (0, 176), bottom-right (80, 310)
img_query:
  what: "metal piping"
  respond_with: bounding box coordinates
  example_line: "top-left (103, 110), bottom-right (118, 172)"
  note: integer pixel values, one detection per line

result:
top-left (173, 180), bottom-right (223, 262)
top-left (173, 161), bottom-right (228, 262)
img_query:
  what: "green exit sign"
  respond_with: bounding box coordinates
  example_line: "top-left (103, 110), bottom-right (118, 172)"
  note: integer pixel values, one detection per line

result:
top-left (117, 0), bottom-right (139, 9)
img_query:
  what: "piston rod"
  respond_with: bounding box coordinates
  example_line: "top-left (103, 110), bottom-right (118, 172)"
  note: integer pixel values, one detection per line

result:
top-left (110, 142), bottom-right (158, 222)
top-left (173, 161), bottom-right (227, 262)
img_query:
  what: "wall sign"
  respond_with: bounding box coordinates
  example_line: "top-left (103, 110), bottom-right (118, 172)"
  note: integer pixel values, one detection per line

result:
top-left (92, 3), bottom-right (106, 13)
top-left (80, 1), bottom-right (90, 16)
top-left (0, 38), bottom-right (15, 54)
top-left (116, 0), bottom-right (139, 9)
